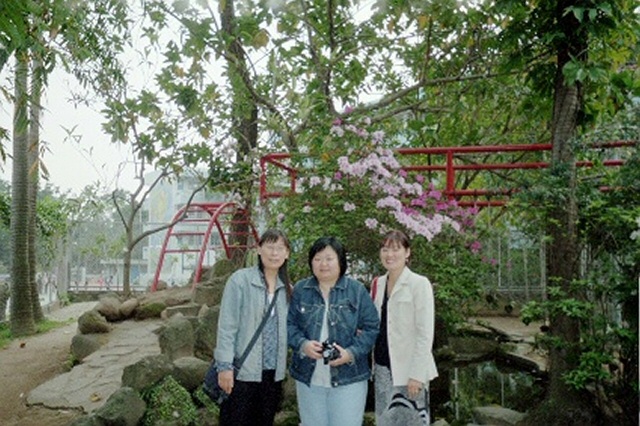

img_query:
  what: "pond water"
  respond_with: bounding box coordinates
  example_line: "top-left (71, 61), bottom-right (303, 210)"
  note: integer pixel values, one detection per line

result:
top-left (432, 359), bottom-right (546, 425)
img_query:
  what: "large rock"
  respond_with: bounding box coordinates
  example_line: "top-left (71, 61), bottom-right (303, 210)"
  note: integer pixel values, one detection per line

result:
top-left (119, 298), bottom-right (139, 319)
top-left (193, 305), bottom-right (220, 361)
top-left (134, 302), bottom-right (166, 320)
top-left (472, 406), bottom-right (526, 426)
top-left (172, 356), bottom-right (210, 391)
top-left (67, 416), bottom-right (101, 426)
top-left (192, 285), bottom-right (218, 307)
top-left (71, 333), bottom-right (107, 361)
top-left (121, 354), bottom-right (176, 391)
top-left (202, 257), bottom-right (242, 282)
top-left (93, 387), bottom-right (146, 426)
top-left (162, 303), bottom-right (201, 319)
top-left (96, 294), bottom-right (123, 322)
top-left (77, 310), bottom-right (111, 334)
top-left (157, 314), bottom-right (195, 361)
top-left (135, 287), bottom-right (194, 319)
top-left (143, 376), bottom-right (197, 426)
top-left (194, 258), bottom-right (239, 307)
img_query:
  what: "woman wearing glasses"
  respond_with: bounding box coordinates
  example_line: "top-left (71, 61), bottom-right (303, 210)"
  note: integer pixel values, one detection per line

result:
top-left (214, 229), bottom-right (292, 426)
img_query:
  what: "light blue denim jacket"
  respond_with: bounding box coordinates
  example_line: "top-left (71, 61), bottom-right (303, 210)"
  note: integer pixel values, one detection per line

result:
top-left (287, 275), bottom-right (379, 387)
top-left (214, 266), bottom-right (288, 382)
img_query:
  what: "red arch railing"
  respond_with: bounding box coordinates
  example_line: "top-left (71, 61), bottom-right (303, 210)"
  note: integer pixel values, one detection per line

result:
top-left (151, 202), bottom-right (258, 291)
top-left (260, 141), bottom-right (636, 207)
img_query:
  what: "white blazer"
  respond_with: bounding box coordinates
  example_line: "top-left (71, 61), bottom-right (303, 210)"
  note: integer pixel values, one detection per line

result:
top-left (372, 266), bottom-right (438, 386)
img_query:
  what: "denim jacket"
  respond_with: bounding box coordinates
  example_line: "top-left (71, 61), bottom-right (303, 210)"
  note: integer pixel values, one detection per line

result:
top-left (214, 266), bottom-right (288, 382)
top-left (287, 275), bottom-right (379, 387)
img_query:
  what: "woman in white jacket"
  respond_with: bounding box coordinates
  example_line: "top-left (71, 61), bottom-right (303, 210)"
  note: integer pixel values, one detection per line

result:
top-left (371, 230), bottom-right (438, 426)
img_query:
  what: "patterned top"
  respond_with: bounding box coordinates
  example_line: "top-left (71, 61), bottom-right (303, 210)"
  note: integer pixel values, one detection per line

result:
top-left (262, 291), bottom-right (278, 370)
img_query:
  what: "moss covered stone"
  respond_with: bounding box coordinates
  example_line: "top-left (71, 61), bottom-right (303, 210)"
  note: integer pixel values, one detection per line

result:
top-left (142, 376), bottom-right (197, 426)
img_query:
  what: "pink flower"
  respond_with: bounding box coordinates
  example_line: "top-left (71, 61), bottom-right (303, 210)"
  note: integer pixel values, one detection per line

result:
top-left (427, 189), bottom-right (442, 199)
top-left (435, 202), bottom-right (448, 211)
top-left (401, 206), bottom-right (417, 215)
top-left (334, 171), bottom-right (343, 180)
top-left (371, 130), bottom-right (384, 143)
top-left (330, 126), bottom-right (345, 137)
top-left (365, 218), bottom-right (378, 229)
top-left (411, 197), bottom-right (426, 207)
top-left (309, 176), bottom-right (322, 187)
top-left (343, 202), bottom-right (356, 212)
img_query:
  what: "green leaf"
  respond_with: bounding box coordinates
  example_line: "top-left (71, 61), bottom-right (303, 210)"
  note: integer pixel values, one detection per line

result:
top-left (570, 6), bottom-right (584, 22)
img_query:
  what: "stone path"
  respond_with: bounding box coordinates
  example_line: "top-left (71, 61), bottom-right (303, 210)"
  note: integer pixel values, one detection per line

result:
top-left (27, 307), bottom-right (162, 414)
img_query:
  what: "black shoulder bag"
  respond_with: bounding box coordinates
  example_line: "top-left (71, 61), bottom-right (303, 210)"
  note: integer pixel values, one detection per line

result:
top-left (203, 287), bottom-right (281, 405)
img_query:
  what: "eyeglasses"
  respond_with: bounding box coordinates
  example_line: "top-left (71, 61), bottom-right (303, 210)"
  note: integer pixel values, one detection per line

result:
top-left (261, 244), bottom-right (288, 254)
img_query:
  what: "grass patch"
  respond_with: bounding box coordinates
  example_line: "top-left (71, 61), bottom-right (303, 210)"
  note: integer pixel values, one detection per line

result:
top-left (0, 318), bottom-right (74, 349)
top-left (0, 322), bottom-right (11, 349)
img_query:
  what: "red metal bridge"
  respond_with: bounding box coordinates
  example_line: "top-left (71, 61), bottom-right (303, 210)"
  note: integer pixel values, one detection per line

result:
top-left (151, 202), bottom-right (258, 291)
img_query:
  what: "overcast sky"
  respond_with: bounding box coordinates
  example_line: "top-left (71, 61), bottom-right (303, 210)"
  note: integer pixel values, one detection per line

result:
top-left (0, 66), bottom-right (139, 195)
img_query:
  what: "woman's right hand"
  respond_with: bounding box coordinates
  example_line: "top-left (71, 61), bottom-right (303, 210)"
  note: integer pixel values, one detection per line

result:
top-left (302, 340), bottom-right (323, 359)
top-left (218, 369), bottom-right (235, 394)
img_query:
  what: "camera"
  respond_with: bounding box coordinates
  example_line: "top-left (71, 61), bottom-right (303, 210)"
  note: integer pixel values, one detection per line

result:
top-left (321, 340), bottom-right (341, 364)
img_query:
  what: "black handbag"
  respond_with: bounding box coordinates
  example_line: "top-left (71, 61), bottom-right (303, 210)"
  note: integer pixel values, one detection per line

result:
top-left (203, 287), bottom-right (281, 404)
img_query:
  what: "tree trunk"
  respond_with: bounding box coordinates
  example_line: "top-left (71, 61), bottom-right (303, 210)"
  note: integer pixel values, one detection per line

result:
top-left (10, 48), bottom-right (36, 336)
top-left (220, 0), bottom-right (258, 257)
top-left (123, 246), bottom-right (132, 296)
top-left (123, 206), bottom-right (135, 296)
top-left (525, 1), bottom-right (598, 423)
top-left (618, 267), bottom-right (639, 425)
top-left (28, 53), bottom-right (44, 322)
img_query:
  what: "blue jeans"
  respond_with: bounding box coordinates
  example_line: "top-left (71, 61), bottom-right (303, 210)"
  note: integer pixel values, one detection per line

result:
top-left (295, 379), bottom-right (368, 426)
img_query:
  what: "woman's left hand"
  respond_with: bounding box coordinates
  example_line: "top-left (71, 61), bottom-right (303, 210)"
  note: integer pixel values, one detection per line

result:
top-left (328, 343), bottom-right (352, 367)
top-left (407, 379), bottom-right (423, 399)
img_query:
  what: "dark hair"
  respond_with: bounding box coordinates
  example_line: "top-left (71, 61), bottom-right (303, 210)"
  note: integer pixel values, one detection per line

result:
top-left (381, 230), bottom-right (411, 250)
top-left (258, 228), bottom-right (292, 300)
top-left (308, 236), bottom-right (348, 277)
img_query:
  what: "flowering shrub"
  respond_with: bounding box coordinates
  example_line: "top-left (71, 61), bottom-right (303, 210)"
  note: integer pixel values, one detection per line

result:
top-left (272, 116), bottom-right (491, 327)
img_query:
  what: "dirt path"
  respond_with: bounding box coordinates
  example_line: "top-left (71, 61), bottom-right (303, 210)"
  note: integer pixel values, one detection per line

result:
top-left (0, 302), bottom-right (95, 426)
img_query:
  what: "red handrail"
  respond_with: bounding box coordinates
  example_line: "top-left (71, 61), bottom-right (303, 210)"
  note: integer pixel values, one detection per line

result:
top-left (260, 140), bottom-right (636, 207)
